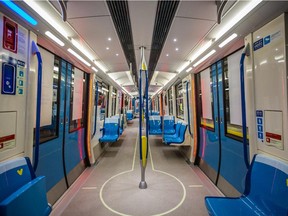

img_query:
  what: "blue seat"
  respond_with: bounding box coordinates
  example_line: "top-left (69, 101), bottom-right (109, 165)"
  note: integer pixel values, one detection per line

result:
top-left (163, 121), bottom-right (182, 139)
top-left (149, 116), bottom-right (162, 135)
top-left (163, 116), bottom-right (176, 134)
top-left (111, 115), bottom-right (124, 135)
top-left (0, 157), bottom-right (51, 216)
top-left (127, 110), bottom-right (133, 121)
top-left (99, 118), bottom-right (120, 142)
top-left (163, 123), bottom-right (187, 144)
top-left (205, 154), bottom-right (288, 216)
top-left (151, 111), bottom-right (160, 116)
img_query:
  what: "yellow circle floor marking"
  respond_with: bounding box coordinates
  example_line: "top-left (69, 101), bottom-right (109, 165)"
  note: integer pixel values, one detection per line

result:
top-left (99, 133), bottom-right (186, 216)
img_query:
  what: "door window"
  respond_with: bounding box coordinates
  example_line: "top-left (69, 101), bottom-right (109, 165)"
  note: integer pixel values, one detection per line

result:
top-left (69, 67), bottom-right (87, 132)
top-left (34, 49), bottom-right (60, 143)
top-left (199, 67), bottom-right (214, 130)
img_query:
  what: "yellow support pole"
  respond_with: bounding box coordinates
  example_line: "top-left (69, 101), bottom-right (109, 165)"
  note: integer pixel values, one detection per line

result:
top-left (141, 136), bottom-right (147, 168)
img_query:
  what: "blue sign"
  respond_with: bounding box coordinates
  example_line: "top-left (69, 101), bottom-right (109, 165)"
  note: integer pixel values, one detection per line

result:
top-left (258, 132), bottom-right (263, 139)
top-left (2, 63), bottom-right (16, 95)
top-left (264, 35), bottom-right (270, 45)
top-left (257, 118), bottom-right (263, 125)
top-left (256, 110), bottom-right (263, 117)
top-left (253, 39), bottom-right (263, 51)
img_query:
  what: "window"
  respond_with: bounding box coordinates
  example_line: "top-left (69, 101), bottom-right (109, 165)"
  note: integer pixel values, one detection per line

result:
top-left (111, 88), bottom-right (117, 116)
top-left (34, 49), bottom-right (60, 144)
top-left (69, 67), bottom-right (87, 132)
top-left (98, 82), bottom-right (109, 120)
top-left (199, 67), bottom-right (214, 130)
top-left (168, 88), bottom-right (173, 115)
top-left (91, 78), bottom-right (98, 137)
top-left (176, 83), bottom-right (184, 119)
top-left (223, 50), bottom-right (248, 139)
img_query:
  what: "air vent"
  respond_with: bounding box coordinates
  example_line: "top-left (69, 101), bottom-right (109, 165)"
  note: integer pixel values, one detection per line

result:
top-left (106, 0), bottom-right (138, 86)
top-left (148, 0), bottom-right (180, 83)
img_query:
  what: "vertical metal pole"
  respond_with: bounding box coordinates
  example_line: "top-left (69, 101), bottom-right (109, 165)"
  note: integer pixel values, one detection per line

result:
top-left (145, 70), bottom-right (149, 157)
top-left (139, 46), bottom-right (148, 189)
top-left (139, 69), bottom-right (147, 189)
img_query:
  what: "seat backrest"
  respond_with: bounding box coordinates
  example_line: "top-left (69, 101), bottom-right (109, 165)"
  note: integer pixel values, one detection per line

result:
top-left (178, 123), bottom-right (187, 139)
top-left (151, 111), bottom-right (160, 116)
top-left (149, 116), bottom-right (161, 129)
top-left (246, 154), bottom-right (288, 215)
top-left (174, 122), bottom-right (182, 135)
top-left (164, 116), bottom-right (175, 129)
top-left (104, 118), bottom-right (119, 135)
top-left (0, 157), bottom-right (35, 202)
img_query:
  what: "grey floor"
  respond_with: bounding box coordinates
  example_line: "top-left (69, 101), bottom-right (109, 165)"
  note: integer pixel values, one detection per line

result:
top-left (51, 119), bottom-right (222, 216)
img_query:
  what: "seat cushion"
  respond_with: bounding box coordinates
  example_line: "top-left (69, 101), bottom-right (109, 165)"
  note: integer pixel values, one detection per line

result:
top-left (99, 134), bottom-right (119, 142)
top-left (205, 196), bottom-right (267, 216)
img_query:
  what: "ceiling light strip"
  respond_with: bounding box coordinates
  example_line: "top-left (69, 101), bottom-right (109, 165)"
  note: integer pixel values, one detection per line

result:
top-left (92, 67), bottom-right (98, 73)
top-left (215, 0), bottom-right (262, 40)
top-left (186, 67), bottom-right (193, 73)
top-left (176, 61), bottom-right (190, 73)
top-left (67, 48), bottom-right (91, 67)
top-left (193, 50), bottom-right (216, 67)
top-left (219, 33), bottom-right (237, 48)
top-left (190, 40), bottom-right (213, 63)
top-left (45, 31), bottom-right (64, 46)
top-left (71, 38), bottom-right (94, 61)
top-left (24, 0), bottom-right (69, 38)
top-left (93, 60), bottom-right (108, 73)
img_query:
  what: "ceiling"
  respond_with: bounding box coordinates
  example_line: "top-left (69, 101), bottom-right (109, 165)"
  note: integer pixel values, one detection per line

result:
top-left (3, 1), bottom-right (288, 97)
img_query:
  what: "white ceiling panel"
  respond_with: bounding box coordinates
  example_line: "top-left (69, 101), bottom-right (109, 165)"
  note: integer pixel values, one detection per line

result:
top-left (129, 1), bottom-right (157, 69)
top-left (157, 16), bottom-right (216, 72)
top-left (176, 1), bottom-right (217, 21)
top-left (68, 16), bottom-right (128, 72)
top-left (66, 1), bottom-right (110, 18)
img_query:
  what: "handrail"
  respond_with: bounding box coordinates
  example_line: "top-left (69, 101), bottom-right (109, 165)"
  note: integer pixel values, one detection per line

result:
top-left (92, 80), bottom-right (98, 137)
top-left (186, 82), bottom-right (193, 136)
top-left (139, 70), bottom-right (143, 160)
top-left (240, 44), bottom-right (250, 169)
top-left (145, 70), bottom-right (149, 157)
top-left (32, 41), bottom-right (42, 172)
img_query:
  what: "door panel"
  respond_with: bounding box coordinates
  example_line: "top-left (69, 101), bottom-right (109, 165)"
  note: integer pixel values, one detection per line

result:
top-left (63, 64), bottom-right (86, 186)
top-left (197, 52), bottom-right (248, 196)
top-left (35, 53), bottom-right (88, 204)
top-left (35, 55), bottom-right (67, 204)
top-left (197, 64), bottom-right (220, 184)
top-left (216, 59), bottom-right (248, 195)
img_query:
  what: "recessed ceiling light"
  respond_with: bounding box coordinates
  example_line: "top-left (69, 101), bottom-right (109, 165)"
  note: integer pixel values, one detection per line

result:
top-left (116, 53), bottom-right (119, 56)
top-left (173, 38), bottom-right (177, 42)
top-left (106, 47), bottom-right (109, 50)
top-left (108, 37), bottom-right (112, 41)
top-left (175, 48), bottom-right (179, 51)
top-left (166, 54), bottom-right (169, 57)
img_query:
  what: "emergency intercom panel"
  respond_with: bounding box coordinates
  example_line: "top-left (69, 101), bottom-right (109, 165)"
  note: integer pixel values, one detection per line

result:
top-left (0, 14), bottom-right (29, 161)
